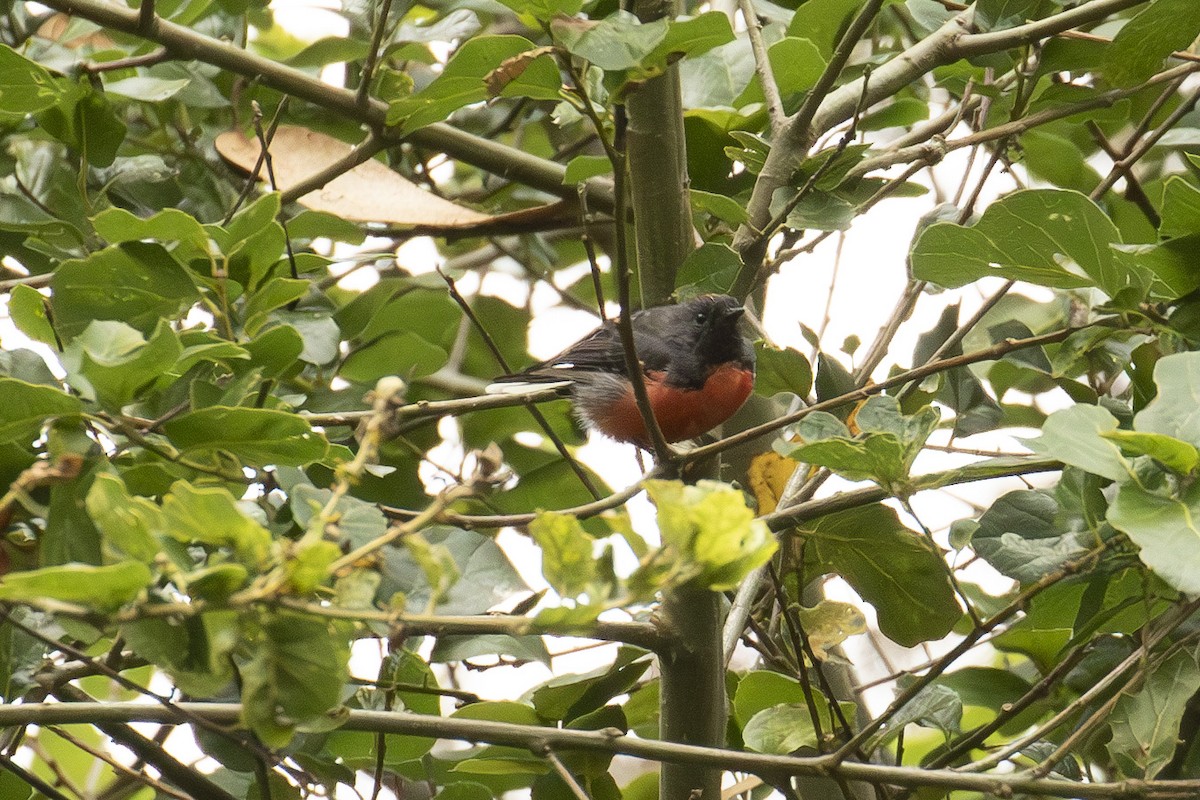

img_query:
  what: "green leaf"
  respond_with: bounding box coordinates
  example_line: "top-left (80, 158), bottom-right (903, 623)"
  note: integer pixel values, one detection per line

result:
top-left (733, 671), bottom-right (807, 727)
top-left (531, 647), bottom-right (650, 723)
top-left (788, 396), bottom-right (937, 488)
top-left (689, 189), bottom-right (749, 225)
top-left (1102, 0), bottom-right (1200, 86)
top-left (0, 379), bottom-right (82, 444)
top-left (644, 479), bottom-right (777, 591)
top-left (1134, 351), bottom-right (1200, 449)
top-left (754, 342), bottom-right (813, 398)
top-left (766, 37), bottom-right (826, 97)
top-left (241, 613), bottom-right (350, 748)
top-left (76, 91), bottom-right (126, 167)
top-left (245, 278), bottom-right (311, 335)
top-left (562, 155), bottom-right (613, 185)
top-left (7, 284), bottom-right (56, 347)
top-left (163, 406), bottom-right (329, 467)
top-left (0, 44), bottom-right (66, 113)
top-left (494, 0), bottom-right (581, 22)
top-left (551, 12), bottom-right (668, 71)
top-left (801, 503), bottom-right (959, 646)
top-left (968, 490), bottom-right (1096, 583)
top-left (743, 703), bottom-right (822, 753)
top-left (161, 481), bottom-right (273, 567)
top-left (1102, 430), bottom-right (1199, 475)
top-left (1108, 645), bottom-right (1200, 778)
top-left (50, 241), bottom-right (199, 340)
top-left (1108, 482), bottom-right (1200, 594)
top-left (867, 682), bottom-right (961, 749)
top-left (85, 473), bottom-right (163, 563)
top-left (910, 189), bottom-right (1140, 298)
top-left (0, 562), bottom-right (152, 611)
top-left (388, 36), bottom-right (541, 132)
top-left (785, 0), bottom-right (866, 57)
top-left (340, 330), bottom-right (448, 382)
top-left (639, 12), bottom-right (736, 75)
top-left (770, 186), bottom-right (856, 232)
top-left (675, 242), bottom-right (741, 298)
top-left (1023, 404), bottom-right (1134, 482)
top-left (121, 611), bottom-right (238, 697)
top-left (62, 320), bottom-right (182, 410)
top-left (378, 526), bottom-right (528, 615)
top-left (92, 207), bottom-right (209, 247)
top-left (975, 0), bottom-right (1048, 30)
top-left (1160, 176), bottom-right (1200, 239)
top-left (529, 512), bottom-right (597, 598)
top-left (102, 75), bottom-right (191, 101)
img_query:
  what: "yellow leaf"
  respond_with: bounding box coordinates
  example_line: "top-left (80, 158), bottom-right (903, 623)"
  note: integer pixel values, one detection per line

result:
top-left (748, 451), bottom-right (799, 515)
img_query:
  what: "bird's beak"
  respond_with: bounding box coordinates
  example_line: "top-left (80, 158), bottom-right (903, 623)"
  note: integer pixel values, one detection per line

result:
top-left (722, 306), bottom-right (746, 322)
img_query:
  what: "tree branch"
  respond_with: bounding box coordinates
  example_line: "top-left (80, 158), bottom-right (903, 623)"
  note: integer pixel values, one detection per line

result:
top-left (5, 702), bottom-right (1200, 798)
top-left (37, 0), bottom-right (615, 212)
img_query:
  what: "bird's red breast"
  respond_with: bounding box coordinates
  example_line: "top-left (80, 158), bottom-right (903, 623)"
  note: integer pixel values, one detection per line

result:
top-left (490, 294), bottom-right (756, 447)
top-left (587, 362), bottom-right (755, 446)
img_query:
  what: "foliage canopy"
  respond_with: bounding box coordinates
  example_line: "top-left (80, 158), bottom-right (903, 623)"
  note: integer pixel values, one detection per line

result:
top-left (2, 0), bottom-right (1200, 798)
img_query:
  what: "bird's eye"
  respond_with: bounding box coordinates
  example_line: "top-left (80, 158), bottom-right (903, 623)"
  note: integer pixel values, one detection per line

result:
top-left (694, 311), bottom-right (709, 326)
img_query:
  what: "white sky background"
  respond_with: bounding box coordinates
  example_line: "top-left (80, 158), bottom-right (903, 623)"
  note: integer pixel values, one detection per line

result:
top-left (0, 2), bottom-right (1090, 795)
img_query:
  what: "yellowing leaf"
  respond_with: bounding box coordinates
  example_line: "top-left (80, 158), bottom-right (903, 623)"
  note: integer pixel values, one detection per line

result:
top-left (748, 451), bottom-right (799, 515)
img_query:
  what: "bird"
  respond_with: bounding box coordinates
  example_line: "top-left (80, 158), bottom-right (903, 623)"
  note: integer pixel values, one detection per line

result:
top-left (488, 294), bottom-right (756, 447)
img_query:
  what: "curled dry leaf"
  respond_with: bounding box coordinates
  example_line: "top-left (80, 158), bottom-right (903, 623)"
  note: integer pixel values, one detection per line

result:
top-left (215, 125), bottom-right (571, 232)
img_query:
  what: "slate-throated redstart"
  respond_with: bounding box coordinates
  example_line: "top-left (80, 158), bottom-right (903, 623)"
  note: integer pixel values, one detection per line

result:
top-left (489, 294), bottom-right (755, 447)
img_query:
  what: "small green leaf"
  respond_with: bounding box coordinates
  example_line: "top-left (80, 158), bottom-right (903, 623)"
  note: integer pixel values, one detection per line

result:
top-left (241, 613), bottom-right (350, 748)
top-left (638, 12), bottom-right (735, 74)
top-left (1134, 352), bottom-right (1200, 449)
top-left (7, 284), bottom-right (56, 347)
top-left (388, 36), bottom-right (542, 132)
top-left (1102, 430), bottom-right (1199, 474)
top-left (0, 44), bottom-right (66, 113)
top-left (121, 611), bottom-right (238, 697)
top-left (563, 155), bottom-right (613, 185)
top-left (50, 241), bottom-right (199, 340)
top-left (529, 512), bottom-right (597, 598)
top-left (675, 242), bottom-right (741, 298)
top-left (92, 207), bottom-right (209, 247)
top-left (0, 562), bottom-right (152, 611)
top-left (1108, 645), bottom-right (1200, 778)
top-left (162, 481), bottom-right (273, 567)
top-left (551, 12), bottom-right (668, 71)
top-left (62, 320), bottom-right (182, 410)
top-left (975, 0), bottom-right (1048, 30)
top-left (733, 671), bottom-right (807, 727)
top-left (754, 343), bottom-right (813, 398)
top-left (785, 0), bottom-right (866, 55)
top-left (689, 189), bottom-right (749, 225)
top-left (163, 406), bottom-right (329, 467)
top-left (0, 379), bottom-right (82, 444)
top-left (1023, 404), bottom-right (1134, 482)
top-left (1108, 483), bottom-right (1200, 594)
top-left (494, 0), bottom-right (582, 22)
top-left (743, 703), bottom-right (821, 753)
top-left (867, 682), bottom-right (962, 749)
top-left (1103, 0), bottom-right (1200, 86)
top-left (86, 473), bottom-right (163, 563)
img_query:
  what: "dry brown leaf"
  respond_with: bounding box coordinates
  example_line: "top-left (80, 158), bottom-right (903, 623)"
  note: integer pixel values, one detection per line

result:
top-left (215, 126), bottom-right (569, 232)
